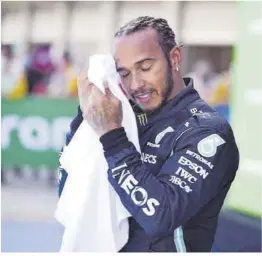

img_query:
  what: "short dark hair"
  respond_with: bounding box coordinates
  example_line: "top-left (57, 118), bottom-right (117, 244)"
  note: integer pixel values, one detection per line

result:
top-left (115, 16), bottom-right (178, 58)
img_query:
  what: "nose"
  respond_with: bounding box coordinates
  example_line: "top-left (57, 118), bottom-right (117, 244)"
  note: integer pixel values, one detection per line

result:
top-left (130, 73), bottom-right (144, 92)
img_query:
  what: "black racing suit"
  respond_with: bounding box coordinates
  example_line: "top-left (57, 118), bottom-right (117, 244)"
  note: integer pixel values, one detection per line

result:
top-left (58, 78), bottom-right (239, 252)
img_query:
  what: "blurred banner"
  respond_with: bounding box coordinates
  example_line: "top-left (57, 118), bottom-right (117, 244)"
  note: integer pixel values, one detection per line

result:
top-left (226, 2), bottom-right (262, 218)
top-left (1, 98), bottom-right (78, 168)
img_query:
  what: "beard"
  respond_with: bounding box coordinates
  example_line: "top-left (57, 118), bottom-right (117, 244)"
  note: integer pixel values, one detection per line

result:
top-left (143, 60), bottom-right (174, 116)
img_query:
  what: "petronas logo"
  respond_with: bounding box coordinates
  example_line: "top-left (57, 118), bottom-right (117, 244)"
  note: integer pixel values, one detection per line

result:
top-left (137, 114), bottom-right (148, 126)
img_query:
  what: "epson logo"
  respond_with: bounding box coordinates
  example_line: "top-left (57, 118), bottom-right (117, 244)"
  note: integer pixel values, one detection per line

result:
top-left (141, 152), bottom-right (157, 164)
top-left (112, 163), bottom-right (160, 216)
top-left (178, 156), bottom-right (209, 179)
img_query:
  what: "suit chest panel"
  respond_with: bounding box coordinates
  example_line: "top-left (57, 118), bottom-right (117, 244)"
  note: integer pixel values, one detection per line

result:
top-left (138, 122), bottom-right (178, 176)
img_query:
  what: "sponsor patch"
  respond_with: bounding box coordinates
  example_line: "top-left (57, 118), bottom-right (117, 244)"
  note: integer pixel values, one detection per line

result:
top-left (197, 134), bottom-right (225, 158)
top-left (178, 156), bottom-right (209, 179)
top-left (141, 152), bottom-right (157, 164)
top-left (186, 150), bottom-right (214, 169)
top-left (111, 163), bottom-right (160, 216)
top-left (175, 167), bottom-right (197, 183)
top-left (169, 175), bottom-right (193, 193)
top-left (137, 114), bottom-right (148, 126)
top-left (147, 126), bottom-right (174, 148)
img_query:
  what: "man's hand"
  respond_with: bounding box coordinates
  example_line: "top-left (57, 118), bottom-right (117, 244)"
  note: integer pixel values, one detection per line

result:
top-left (77, 70), bottom-right (123, 137)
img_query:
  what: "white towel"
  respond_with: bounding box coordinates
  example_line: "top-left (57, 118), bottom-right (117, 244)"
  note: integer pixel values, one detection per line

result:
top-left (54, 54), bottom-right (140, 252)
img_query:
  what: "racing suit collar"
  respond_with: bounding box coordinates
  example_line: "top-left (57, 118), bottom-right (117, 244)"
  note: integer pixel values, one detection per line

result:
top-left (135, 77), bottom-right (200, 127)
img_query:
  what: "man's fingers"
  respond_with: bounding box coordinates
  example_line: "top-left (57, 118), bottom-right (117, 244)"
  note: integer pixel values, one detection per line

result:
top-left (78, 68), bottom-right (89, 84)
top-left (105, 87), bottom-right (113, 97)
top-left (77, 68), bottom-right (94, 96)
top-left (86, 81), bottom-right (94, 93)
top-left (92, 85), bottom-right (105, 99)
top-left (103, 81), bottom-right (114, 97)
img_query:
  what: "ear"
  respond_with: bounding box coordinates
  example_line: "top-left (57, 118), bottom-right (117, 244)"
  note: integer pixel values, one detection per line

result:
top-left (169, 47), bottom-right (181, 72)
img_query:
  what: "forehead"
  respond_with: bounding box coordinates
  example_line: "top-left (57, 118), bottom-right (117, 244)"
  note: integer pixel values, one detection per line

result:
top-left (113, 28), bottom-right (163, 67)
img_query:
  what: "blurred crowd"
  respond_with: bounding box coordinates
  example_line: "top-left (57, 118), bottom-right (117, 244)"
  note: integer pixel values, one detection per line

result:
top-left (1, 44), bottom-right (79, 99)
top-left (1, 44), bottom-right (231, 108)
top-left (188, 60), bottom-right (232, 107)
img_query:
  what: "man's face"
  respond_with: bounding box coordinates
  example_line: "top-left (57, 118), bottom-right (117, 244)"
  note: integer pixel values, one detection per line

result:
top-left (113, 28), bottom-right (173, 113)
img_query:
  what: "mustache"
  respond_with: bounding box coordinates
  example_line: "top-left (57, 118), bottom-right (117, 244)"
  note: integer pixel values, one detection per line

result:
top-left (132, 88), bottom-right (155, 98)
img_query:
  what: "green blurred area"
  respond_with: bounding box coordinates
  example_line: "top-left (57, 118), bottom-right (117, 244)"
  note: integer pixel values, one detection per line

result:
top-left (225, 2), bottom-right (262, 218)
top-left (1, 97), bottom-right (78, 168)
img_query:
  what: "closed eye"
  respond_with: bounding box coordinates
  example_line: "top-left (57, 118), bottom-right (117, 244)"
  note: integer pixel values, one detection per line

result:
top-left (120, 71), bottom-right (130, 78)
top-left (117, 67), bottom-right (130, 78)
top-left (141, 65), bottom-right (152, 72)
top-left (140, 60), bottom-right (153, 72)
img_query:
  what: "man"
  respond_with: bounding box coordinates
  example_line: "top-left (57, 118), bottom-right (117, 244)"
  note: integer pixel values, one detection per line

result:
top-left (58, 16), bottom-right (239, 252)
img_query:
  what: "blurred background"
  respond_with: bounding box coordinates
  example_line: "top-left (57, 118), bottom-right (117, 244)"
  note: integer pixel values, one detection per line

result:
top-left (1, 0), bottom-right (261, 252)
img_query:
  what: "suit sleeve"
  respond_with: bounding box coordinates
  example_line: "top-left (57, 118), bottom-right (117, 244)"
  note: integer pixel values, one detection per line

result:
top-left (100, 127), bottom-right (239, 238)
top-left (58, 106), bottom-right (83, 197)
